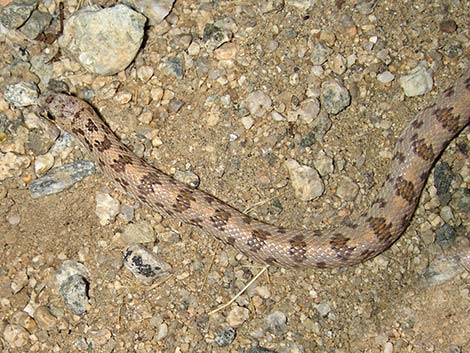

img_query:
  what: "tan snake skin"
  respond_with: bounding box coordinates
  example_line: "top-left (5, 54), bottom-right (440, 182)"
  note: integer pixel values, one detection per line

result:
top-left (43, 71), bottom-right (470, 269)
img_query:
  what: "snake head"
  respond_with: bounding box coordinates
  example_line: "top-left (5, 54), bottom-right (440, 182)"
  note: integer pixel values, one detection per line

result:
top-left (40, 93), bottom-right (89, 131)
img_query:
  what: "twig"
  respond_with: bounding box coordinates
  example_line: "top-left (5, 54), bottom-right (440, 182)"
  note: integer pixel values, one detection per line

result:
top-left (208, 265), bottom-right (269, 315)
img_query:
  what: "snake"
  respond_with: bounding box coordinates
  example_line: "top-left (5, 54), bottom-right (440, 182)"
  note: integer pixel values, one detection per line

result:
top-left (42, 71), bottom-right (470, 269)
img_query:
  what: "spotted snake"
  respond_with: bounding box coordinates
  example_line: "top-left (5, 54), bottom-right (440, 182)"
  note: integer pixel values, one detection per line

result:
top-left (43, 71), bottom-right (470, 268)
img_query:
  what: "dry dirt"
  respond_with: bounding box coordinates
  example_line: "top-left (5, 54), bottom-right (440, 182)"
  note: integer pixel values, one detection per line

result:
top-left (1, 0), bottom-right (469, 352)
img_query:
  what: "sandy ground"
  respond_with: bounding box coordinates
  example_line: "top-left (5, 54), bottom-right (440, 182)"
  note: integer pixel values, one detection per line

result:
top-left (1, 0), bottom-right (470, 352)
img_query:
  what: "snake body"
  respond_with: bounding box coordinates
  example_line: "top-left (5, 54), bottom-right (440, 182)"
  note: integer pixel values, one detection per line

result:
top-left (44, 72), bottom-right (470, 269)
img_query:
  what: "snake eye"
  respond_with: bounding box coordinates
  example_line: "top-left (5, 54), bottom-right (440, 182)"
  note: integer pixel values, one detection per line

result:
top-left (46, 111), bottom-right (56, 121)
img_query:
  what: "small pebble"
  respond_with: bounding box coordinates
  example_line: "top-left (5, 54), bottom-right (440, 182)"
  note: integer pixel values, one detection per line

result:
top-left (33, 305), bottom-right (57, 331)
top-left (34, 153), bottom-right (55, 176)
top-left (435, 224), bottom-right (457, 247)
top-left (173, 169), bottom-right (200, 188)
top-left (285, 159), bottom-right (324, 201)
top-left (313, 151), bottom-right (334, 177)
top-left (120, 221), bottom-right (156, 244)
top-left (137, 65), bottom-right (154, 82)
top-left (88, 328), bottom-right (112, 347)
top-left (377, 71), bottom-right (395, 83)
top-left (4, 81), bottom-right (39, 107)
top-left (160, 56), bottom-right (184, 79)
top-left (123, 244), bottom-right (171, 285)
top-left (7, 214), bottom-right (21, 226)
top-left (439, 19), bottom-right (457, 33)
top-left (310, 41), bottom-right (332, 65)
top-left (95, 192), bottom-right (120, 225)
top-left (226, 306), bottom-right (249, 327)
top-left (214, 42), bottom-right (238, 60)
top-left (399, 62), bottom-right (433, 97)
top-left (244, 91), bottom-right (272, 118)
top-left (316, 302), bottom-right (331, 317)
top-left (423, 255), bottom-right (463, 286)
top-left (156, 322), bottom-right (168, 340)
top-left (56, 260), bottom-right (90, 314)
top-left (124, 0), bottom-right (175, 25)
top-left (320, 80), bottom-right (351, 115)
top-left (3, 324), bottom-right (29, 348)
top-left (241, 116), bottom-right (255, 129)
top-left (288, 98), bottom-right (320, 124)
top-left (329, 53), bottom-right (346, 75)
top-left (336, 176), bottom-right (359, 201)
top-left (11, 270), bottom-right (28, 294)
top-left (203, 23), bottom-right (232, 51)
top-left (59, 274), bottom-right (89, 314)
top-left (187, 41), bottom-right (200, 56)
top-left (265, 311), bottom-right (287, 333)
top-left (286, 0), bottom-right (316, 11)
top-left (384, 341), bottom-right (394, 353)
top-left (214, 326), bottom-right (236, 347)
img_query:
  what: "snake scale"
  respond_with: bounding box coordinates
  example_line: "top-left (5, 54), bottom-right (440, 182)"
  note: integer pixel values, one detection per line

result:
top-left (43, 71), bottom-right (470, 269)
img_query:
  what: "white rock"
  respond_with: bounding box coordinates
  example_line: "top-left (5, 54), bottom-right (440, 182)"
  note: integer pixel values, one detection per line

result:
top-left (59, 4), bottom-right (146, 75)
top-left (95, 192), bottom-right (120, 225)
top-left (244, 91), bottom-right (272, 118)
top-left (271, 111), bottom-right (285, 121)
top-left (34, 153), bottom-right (54, 176)
top-left (320, 79), bottom-right (351, 115)
top-left (377, 70), bottom-right (395, 83)
top-left (123, 0), bottom-right (175, 25)
top-left (285, 159), bottom-right (324, 201)
top-left (4, 81), bottom-right (39, 107)
top-left (226, 306), bottom-right (250, 327)
top-left (384, 342), bottom-right (394, 353)
top-left (240, 116), bottom-right (255, 129)
top-left (120, 221), bottom-right (156, 244)
top-left (137, 65), bottom-right (154, 82)
top-left (399, 62), bottom-right (433, 97)
top-left (290, 98), bottom-right (320, 124)
top-left (3, 324), bottom-right (29, 348)
top-left (286, 0), bottom-right (316, 11)
top-left (187, 41), bottom-right (200, 56)
top-left (336, 176), bottom-right (359, 201)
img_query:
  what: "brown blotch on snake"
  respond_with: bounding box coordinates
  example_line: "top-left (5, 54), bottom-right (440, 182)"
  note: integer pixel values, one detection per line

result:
top-left (442, 86), bottom-right (455, 98)
top-left (329, 233), bottom-right (356, 260)
top-left (394, 176), bottom-right (417, 204)
top-left (372, 197), bottom-right (386, 209)
top-left (367, 216), bottom-right (393, 242)
top-left (85, 118), bottom-right (98, 132)
top-left (173, 189), bottom-right (196, 213)
top-left (209, 208), bottom-right (232, 232)
top-left (42, 71), bottom-right (470, 269)
top-left (188, 217), bottom-right (204, 229)
top-left (94, 135), bottom-right (112, 152)
top-left (110, 154), bottom-right (133, 173)
top-left (410, 118), bottom-right (424, 129)
top-left (288, 234), bottom-right (308, 263)
top-left (412, 138), bottom-right (435, 161)
top-left (434, 107), bottom-right (460, 134)
top-left (392, 151), bottom-right (406, 163)
top-left (71, 127), bottom-right (85, 136)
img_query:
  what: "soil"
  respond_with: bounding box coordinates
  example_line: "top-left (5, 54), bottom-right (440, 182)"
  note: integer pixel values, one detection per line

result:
top-left (1, 0), bottom-right (469, 352)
